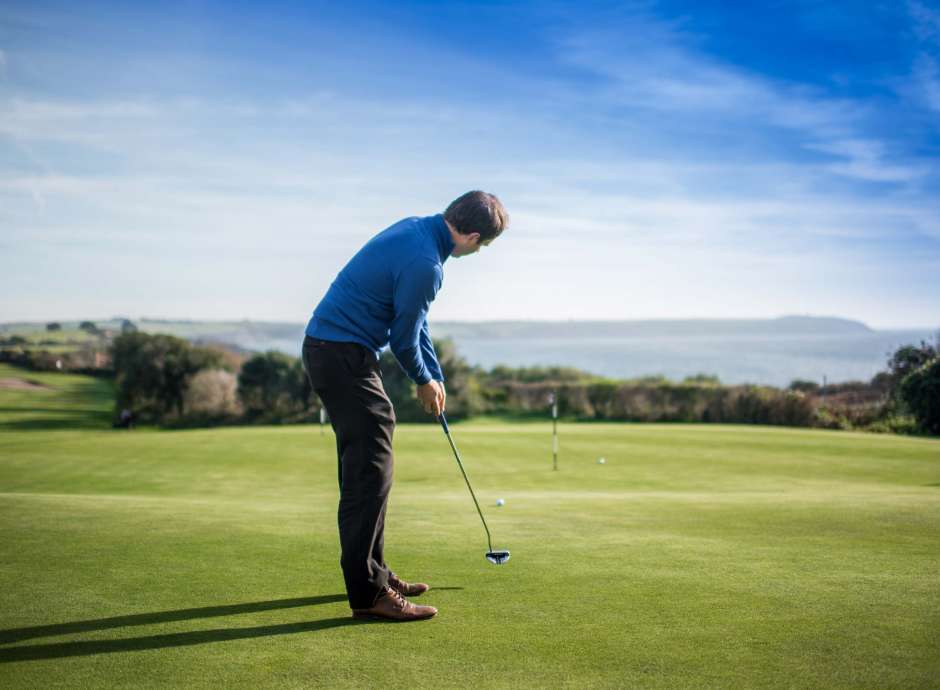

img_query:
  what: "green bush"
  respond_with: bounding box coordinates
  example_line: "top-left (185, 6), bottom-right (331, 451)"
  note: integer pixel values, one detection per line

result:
top-left (866, 414), bottom-right (919, 435)
top-left (111, 332), bottom-right (222, 423)
top-left (237, 351), bottom-right (311, 420)
top-left (684, 373), bottom-right (721, 385)
top-left (789, 379), bottom-right (820, 393)
top-left (899, 358), bottom-right (940, 435)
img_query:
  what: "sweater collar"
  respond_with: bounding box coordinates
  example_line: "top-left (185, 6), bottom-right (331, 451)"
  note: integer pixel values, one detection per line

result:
top-left (431, 214), bottom-right (455, 263)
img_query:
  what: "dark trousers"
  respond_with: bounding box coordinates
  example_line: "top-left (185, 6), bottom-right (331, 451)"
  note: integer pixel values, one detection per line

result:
top-left (302, 335), bottom-right (396, 609)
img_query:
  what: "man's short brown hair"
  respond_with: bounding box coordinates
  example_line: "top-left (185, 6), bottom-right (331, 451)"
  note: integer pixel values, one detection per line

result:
top-left (444, 191), bottom-right (508, 242)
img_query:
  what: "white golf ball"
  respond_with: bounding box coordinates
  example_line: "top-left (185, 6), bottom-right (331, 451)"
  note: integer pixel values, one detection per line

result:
top-left (597, 457), bottom-right (606, 464)
top-left (496, 498), bottom-right (505, 507)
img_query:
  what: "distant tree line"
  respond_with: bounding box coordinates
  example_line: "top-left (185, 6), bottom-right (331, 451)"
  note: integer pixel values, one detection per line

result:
top-left (101, 330), bottom-right (940, 436)
top-left (0, 320), bottom-right (117, 374)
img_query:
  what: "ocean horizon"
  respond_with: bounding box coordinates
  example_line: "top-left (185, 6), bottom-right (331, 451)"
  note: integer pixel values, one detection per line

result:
top-left (268, 327), bottom-right (937, 388)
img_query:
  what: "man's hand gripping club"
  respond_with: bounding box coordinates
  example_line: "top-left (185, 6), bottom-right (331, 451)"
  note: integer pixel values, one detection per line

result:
top-left (417, 380), bottom-right (446, 416)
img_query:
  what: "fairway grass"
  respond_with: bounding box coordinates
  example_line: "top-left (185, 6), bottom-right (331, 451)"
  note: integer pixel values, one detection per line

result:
top-left (1, 369), bottom-right (939, 688)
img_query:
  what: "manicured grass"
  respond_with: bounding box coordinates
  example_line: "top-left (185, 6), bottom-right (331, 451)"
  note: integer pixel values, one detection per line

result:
top-left (0, 369), bottom-right (938, 688)
top-left (0, 363), bottom-right (114, 431)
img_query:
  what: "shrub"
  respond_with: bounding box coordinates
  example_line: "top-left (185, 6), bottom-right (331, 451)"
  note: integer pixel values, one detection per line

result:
top-left (684, 373), bottom-right (721, 385)
top-left (899, 358), bottom-right (940, 435)
top-left (866, 414), bottom-right (919, 435)
top-left (772, 390), bottom-right (816, 427)
top-left (586, 381), bottom-right (619, 419)
top-left (815, 406), bottom-right (854, 430)
top-left (789, 379), bottom-right (820, 393)
top-left (237, 351), bottom-right (311, 419)
top-left (184, 369), bottom-right (241, 417)
top-left (111, 332), bottom-right (222, 422)
top-left (884, 340), bottom-right (937, 411)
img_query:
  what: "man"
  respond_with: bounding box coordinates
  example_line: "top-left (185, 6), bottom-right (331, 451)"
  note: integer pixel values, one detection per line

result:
top-left (302, 191), bottom-right (508, 622)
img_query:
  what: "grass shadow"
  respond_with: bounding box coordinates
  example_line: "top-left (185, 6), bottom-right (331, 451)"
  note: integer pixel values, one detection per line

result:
top-left (0, 617), bottom-right (370, 662)
top-left (0, 406), bottom-right (96, 415)
top-left (0, 418), bottom-right (112, 431)
top-left (0, 594), bottom-right (347, 645)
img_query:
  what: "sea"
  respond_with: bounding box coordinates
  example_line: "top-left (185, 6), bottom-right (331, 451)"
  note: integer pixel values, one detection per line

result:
top-left (270, 329), bottom-right (937, 387)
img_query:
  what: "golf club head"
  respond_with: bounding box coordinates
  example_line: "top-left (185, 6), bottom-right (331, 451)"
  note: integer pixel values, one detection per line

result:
top-left (485, 550), bottom-right (511, 565)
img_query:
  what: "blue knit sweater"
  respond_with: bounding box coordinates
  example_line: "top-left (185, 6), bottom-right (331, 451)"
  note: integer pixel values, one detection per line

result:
top-left (305, 214), bottom-right (454, 384)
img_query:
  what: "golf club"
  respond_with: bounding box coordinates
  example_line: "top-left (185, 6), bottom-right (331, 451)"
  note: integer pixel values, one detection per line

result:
top-left (437, 412), bottom-right (510, 565)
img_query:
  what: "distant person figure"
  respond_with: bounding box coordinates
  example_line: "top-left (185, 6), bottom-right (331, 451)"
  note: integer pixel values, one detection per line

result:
top-left (302, 191), bottom-right (508, 621)
top-left (117, 408), bottom-right (135, 429)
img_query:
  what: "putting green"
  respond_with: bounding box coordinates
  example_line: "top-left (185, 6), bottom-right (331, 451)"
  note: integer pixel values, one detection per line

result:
top-left (1, 366), bottom-right (938, 688)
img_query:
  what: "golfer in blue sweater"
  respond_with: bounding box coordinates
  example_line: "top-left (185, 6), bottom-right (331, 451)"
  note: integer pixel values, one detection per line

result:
top-left (302, 191), bottom-right (508, 621)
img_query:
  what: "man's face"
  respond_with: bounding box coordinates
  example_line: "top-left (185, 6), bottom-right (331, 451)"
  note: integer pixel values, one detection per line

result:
top-left (452, 233), bottom-right (493, 258)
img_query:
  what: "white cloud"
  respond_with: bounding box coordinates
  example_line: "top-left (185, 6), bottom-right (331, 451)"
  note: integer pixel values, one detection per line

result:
top-left (906, 1), bottom-right (940, 113)
top-left (911, 54), bottom-right (940, 113)
top-left (909, 0), bottom-right (940, 42)
top-left (554, 21), bottom-right (861, 143)
top-left (803, 139), bottom-right (930, 182)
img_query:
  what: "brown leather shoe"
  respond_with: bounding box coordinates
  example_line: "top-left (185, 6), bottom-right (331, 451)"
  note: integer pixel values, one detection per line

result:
top-left (388, 573), bottom-right (430, 597)
top-left (352, 586), bottom-right (437, 622)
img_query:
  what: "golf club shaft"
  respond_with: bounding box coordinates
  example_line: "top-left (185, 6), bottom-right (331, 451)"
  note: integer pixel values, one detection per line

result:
top-left (438, 413), bottom-right (494, 553)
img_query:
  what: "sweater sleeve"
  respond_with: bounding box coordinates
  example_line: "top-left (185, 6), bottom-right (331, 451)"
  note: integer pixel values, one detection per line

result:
top-left (389, 259), bottom-right (443, 384)
top-left (419, 318), bottom-right (444, 382)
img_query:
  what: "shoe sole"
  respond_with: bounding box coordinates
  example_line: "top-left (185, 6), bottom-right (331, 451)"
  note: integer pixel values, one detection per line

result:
top-left (351, 611), bottom-right (437, 622)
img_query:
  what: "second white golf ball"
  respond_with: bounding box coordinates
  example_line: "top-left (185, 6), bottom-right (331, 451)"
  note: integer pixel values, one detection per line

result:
top-left (496, 498), bottom-right (505, 507)
top-left (597, 457), bottom-right (606, 464)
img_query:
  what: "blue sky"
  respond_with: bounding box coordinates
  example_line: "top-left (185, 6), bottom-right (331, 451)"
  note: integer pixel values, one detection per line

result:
top-left (1, 0), bottom-right (938, 328)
